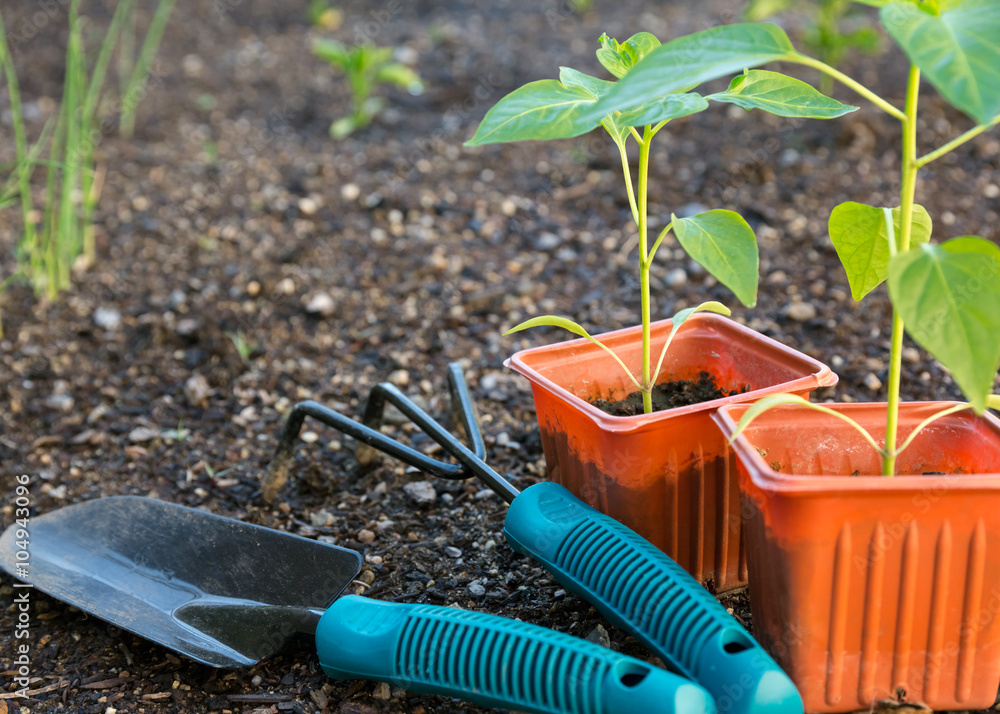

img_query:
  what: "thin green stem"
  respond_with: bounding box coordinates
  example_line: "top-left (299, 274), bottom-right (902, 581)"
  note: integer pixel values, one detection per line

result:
top-left (916, 113), bottom-right (1000, 168)
top-left (614, 134), bottom-right (640, 226)
top-left (647, 221), bottom-right (674, 269)
top-left (785, 53), bottom-right (907, 122)
top-left (894, 403), bottom-right (973, 459)
top-left (121, 0), bottom-right (175, 138)
top-left (883, 64), bottom-right (921, 477)
top-left (636, 126), bottom-right (653, 414)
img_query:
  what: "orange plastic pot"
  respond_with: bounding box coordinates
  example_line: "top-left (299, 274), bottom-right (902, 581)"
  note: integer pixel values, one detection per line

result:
top-left (712, 401), bottom-right (1000, 712)
top-left (505, 313), bottom-right (837, 592)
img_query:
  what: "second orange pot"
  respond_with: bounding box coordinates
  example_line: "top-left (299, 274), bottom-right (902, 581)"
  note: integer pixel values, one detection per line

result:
top-left (505, 313), bottom-right (837, 592)
top-left (713, 401), bottom-right (1000, 712)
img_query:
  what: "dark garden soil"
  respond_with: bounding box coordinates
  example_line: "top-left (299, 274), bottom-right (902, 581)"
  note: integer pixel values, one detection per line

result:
top-left (591, 371), bottom-right (747, 416)
top-left (1, 0), bottom-right (999, 712)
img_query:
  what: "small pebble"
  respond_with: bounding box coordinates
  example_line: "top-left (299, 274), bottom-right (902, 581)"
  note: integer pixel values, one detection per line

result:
top-left (373, 682), bottom-right (391, 700)
top-left (665, 268), bottom-right (688, 288)
top-left (357, 529), bottom-right (375, 544)
top-left (444, 546), bottom-right (463, 558)
top-left (388, 369), bottom-right (410, 387)
top-left (403, 480), bottom-right (437, 504)
top-left (309, 509), bottom-right (335, 527)
top-left (534, 232), bottom-right (561, 250)
top-left (468, 580), bottom-right (486, 597)
top-left (864, 372), bottom-right (883, 391)
top-left (474, 489), bottom-right (495, 500)
top-left (586, 624), bottom-right (611, 648)
top-left (341, 183), bottom-right (360, 201)
top-left (298, 197), bottom-right (319, 215)
top-left (305, 292), bottom-right (336, 316)
top-left (275, 277), bottom-right (296, 295)
top-left (301, 430), bottom-right (319, 443)
top-left (94, 307), bottom-right (122, 331)
top-left (184, 374), bottom-right (211, 408)
top-left (785, 302), bottom-right (817, 322)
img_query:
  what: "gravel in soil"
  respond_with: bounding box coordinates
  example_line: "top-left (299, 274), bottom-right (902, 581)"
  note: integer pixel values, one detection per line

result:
top-left (1, 0), bottom-right (998, 712)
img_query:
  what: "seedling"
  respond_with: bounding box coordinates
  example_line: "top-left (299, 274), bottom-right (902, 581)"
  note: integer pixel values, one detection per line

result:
top-left (312, 39), bottom-right (423, 138)
top-left (580, 6), bottom-right (1000, 472)
top-left (744, 0), bottom-right (881, 93)
top-left (467, 32), bottom-right (855, 414)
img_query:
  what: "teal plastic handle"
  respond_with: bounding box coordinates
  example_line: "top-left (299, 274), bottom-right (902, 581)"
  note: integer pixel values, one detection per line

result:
top-left (317, 595), bottom-right (716, 714)
top-left (504, 482), bottom-right (803, 714)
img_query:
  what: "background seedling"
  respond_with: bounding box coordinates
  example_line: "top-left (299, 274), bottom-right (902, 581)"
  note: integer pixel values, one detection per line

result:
top-left (468, 32), bottom-right (855, 414)
top-left (744, 0), bottom-right (881, 93)
top-left (583, 7), bottom-right (1000, 472)
top-left (312, 39), bottom-right (423, 138)
top-left (0, 0), bottom-right (174, 338)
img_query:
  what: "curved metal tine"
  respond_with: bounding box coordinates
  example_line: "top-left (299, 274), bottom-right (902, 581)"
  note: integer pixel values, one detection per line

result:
top-left (445, 362), bottom-right (487, 463)
top-left (354, 382), bottom-right (469, 480)
top-left (262, 400), bottom-right (466, 503)
top-left (368, 382), bottom-right (521, 504)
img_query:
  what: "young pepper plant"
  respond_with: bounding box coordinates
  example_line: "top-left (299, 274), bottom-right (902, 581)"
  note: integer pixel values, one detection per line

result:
top-left (585, 6), bottom-right (1000, 472)
top-left (313, 39), bottom-right (423, 139)
top-left (467, 32), bottom-right (855, 414)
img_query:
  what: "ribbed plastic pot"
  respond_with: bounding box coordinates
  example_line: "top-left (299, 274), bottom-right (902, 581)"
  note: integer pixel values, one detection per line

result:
top-left (712, 401), bottom-right (1000, 712)
top-left (505, 313), bottom-right (837, 592)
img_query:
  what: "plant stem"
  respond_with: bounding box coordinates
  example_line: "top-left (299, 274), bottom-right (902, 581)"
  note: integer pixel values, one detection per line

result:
top-left (637, 126), bottom-right (653, 414)
top-left (916, 113), bottom-right (1000, 169)
top-left (882, 64), bottom-right (921, 477)
top-left (787, 54), bottom-right (906, 122)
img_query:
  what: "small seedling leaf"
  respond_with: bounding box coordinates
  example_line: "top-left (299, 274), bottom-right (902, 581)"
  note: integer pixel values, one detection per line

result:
top-left (829, 202), bottom-right (932, 300)
top-left (596, 32), bottom-right (661, 78)
top-left (313, 39), bottom-right (350, 67)
top-left (706, 69), bottom-right (858, 118)
top-left (505, 314), bottom-right (595, 339)
top-left (672, 210), bottom-right (759, 308)
top-left (881, 0), bottom-right (1000, 124)
top-left (375, 63), bottom-right (424, 94)
top-left (505, 315), bottom-right (642, 391)
top-left (465, 80), bottom-right (601, 145)
top-left (988, 394), bottom-right (1000, 411)
top-left (729, 393), bottom-right (883, 454)
top-left (888, 236), bottom-right (1000, 412)
top-left (585, 23), bottom-right (797, 126)
top-left (650, 302), bottom-right (731, 385)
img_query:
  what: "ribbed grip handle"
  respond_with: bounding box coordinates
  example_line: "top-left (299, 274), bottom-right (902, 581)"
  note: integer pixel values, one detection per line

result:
top-left (504, 482), bottom-right (803, 714)
top-left (316, 595), bottom-right (715, 714)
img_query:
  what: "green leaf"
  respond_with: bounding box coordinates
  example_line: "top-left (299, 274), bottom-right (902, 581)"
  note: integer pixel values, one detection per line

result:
top-left (596, 32), bottom-right (661, 78)
top-left (375, 63), bottom-right (423, 94)
top-left (989, 394), bottom-right (1000, 411)
top-left (650, 301), bottom-right (732, 385)
top-left (615, 92), bottom-right (710, 128)
top-left (672, 210), bottom-right (759, 307)
top-left (585, 23), bottom-right (797, 127)
top-left (888, 236), bottom-right (1000, 411)
top-left (829, 202), bottom-right (933, 300)
top-left (559, 66), bottom-right (614, 97)
top-left (505, 315), bottom-right (642, 391)
top-left (313, 39), bottom-right (350, 68)
top-left (881, 0), bottom-right (1000, 124)
top-left (729, 393), bottom-right (884, 454)
top-left (706, 69), bottom-right (858, 118)
top-left (505, 314), bottom-right (595, 339)
top-left (465, 80), bottom-right (601, 145)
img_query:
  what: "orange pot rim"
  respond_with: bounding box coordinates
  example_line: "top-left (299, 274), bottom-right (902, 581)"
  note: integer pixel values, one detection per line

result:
top-left (713, 400), bottom-right (1000, 494)
top-left (505, 313), bottom-right (838, 434)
